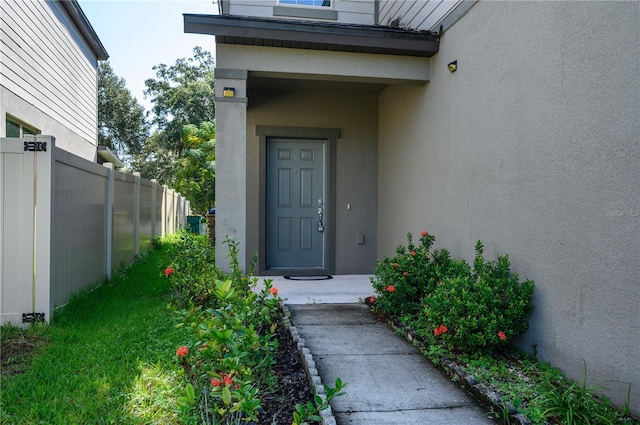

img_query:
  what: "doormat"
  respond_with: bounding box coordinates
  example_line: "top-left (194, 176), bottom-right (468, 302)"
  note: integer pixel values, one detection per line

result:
top-left (284, 275), bottom-right (333, 281)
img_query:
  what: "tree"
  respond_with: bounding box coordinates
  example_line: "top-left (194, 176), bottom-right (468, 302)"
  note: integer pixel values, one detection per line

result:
top-left (98, 62), bottom-right (149, 164)
top-left (144, 46), bottom-right (215, 153)
top-left (173, 122), bottom-right (216, 213)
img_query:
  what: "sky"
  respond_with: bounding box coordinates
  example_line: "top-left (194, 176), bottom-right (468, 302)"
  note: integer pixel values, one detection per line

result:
top-left (78, 0), bottom-right (218, 112)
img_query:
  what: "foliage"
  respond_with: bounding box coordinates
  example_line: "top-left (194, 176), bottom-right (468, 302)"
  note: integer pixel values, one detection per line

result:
top-left (174, 122), bottom-right (216, 213)
top-left (536, 361), bottom-right (615, 425)
top-left (168, 237), bottom-right (283, 423)
top-left (292, 378), bottom-right (347, 425)
top-left (164, 231), bottom-right (221, 309)
top-left (371, 230), bottom-right (638, 424)
top-left (371, 231), bottom-right (471, 318)
top-left (422, 240), bottom-right (534, 353)
top-left (372, 232), bottom-right (533, 354)
top-left (98, 61), bottom-right (149, 165)
top-left (99, 49), bottom-right (216, 210)
top-left (144, 46), bottom-right (215, 154)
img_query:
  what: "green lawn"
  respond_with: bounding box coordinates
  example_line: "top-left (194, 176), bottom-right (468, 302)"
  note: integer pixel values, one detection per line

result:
top-left (1, 240), bottom-right (188, 424)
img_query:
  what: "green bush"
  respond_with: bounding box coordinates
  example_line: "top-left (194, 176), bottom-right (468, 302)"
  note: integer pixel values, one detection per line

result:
top-left (167, 236), bottom-right (282, 423)
top-left (165, 232), bottom-right (222, 308)
top-left (370, 231), bottom-right (438, 317)
top-left (372, 234), bottom-right (534, 354)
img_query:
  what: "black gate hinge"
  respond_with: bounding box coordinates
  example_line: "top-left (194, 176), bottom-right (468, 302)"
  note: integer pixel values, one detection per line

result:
top-left (22, 312), bottom-right (45, 323)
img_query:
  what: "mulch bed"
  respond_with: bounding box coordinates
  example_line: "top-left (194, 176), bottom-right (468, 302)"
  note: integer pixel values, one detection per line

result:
top-left (258, 321), bottom-right (315, 424)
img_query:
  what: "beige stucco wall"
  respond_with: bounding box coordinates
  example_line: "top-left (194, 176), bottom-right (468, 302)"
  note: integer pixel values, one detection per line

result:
top-left (378, 1), bottom-right (640, 414)
top-left (246, 88), bottom-right (379, 274)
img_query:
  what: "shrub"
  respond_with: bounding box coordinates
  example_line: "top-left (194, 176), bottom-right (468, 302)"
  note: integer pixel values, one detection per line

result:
top-left (167, 236), bottom-right (283, 422)
top-left (372, 233), bottom-right (534, 354)
top-left (422, 241), bottom-right (534, 353)
top-left (370, 231), bottom-right (438, 317)
top-left (165, 231), bottom-right (222, 308)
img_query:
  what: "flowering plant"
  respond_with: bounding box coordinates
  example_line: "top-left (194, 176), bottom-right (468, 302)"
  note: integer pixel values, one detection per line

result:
top-left (372, 233), bottom-right (534, 354)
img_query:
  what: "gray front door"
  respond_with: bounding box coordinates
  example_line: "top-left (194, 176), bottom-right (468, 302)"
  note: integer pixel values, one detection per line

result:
top-left (267, 138), bottom-right (325, 271)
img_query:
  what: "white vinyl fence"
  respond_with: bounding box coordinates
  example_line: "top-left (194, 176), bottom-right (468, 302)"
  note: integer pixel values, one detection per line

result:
top-left (0, 135), bottom-right (190, 325)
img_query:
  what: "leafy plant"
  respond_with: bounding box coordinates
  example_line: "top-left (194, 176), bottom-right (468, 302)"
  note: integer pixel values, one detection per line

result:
top-left (422, 241), bottom-right (534, 353)
top-left (292, 378), bottom-right (347, 425)
top-left (371, 231), bottom-right (440, 316)
top-left (169, 235), bottom-right (288, 423)
top-left (536, 361), bottom-right (615, 425)
top-left (372, 233), bottom-right (534, 354)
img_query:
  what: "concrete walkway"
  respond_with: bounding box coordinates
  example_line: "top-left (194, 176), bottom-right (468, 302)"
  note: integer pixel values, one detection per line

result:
top-left (257, 275), bottom-right (499, 425)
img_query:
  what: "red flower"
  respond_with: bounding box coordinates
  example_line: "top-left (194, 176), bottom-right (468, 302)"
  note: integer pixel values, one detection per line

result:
top-left (270, 287), bottom-right (279, 296)
top-left (498, 331), bottom-right (507, 341)
top-left (164, 267), bottom-right (174, 277)
top-left (386, 285), bottom-right (395, 292)
top-left (403, 271), bottom-right (409, 276)
top-left (212, 373), bottom-right (234, 387)
top-left (369, 296), bottom-right (376, 303)
top-left (410, 251), bottom-right (416, 256)
top-left (420, 231), bottom-right (428, 237)
top-left (393, 262), bottom-right (399, 268)
top-left (223, 374), bottom-right (234, 385)
top-left (434, 325), bottom-right (448, 336)
top-left (176, 346), bottom-right (189, 358)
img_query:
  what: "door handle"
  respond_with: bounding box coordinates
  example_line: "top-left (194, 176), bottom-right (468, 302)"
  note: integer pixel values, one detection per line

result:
top-left (317, 199), bottom-right (324, 232)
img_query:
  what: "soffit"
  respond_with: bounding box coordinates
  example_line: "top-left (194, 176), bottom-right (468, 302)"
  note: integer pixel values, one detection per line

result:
top-left (248, 75), bottom-right (388, 93)
top-left (184, 14), bottom-right (439, 58)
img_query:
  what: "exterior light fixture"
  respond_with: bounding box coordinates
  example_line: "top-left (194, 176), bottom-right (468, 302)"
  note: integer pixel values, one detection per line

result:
top-left (448, 60), bottom-right (457, 73)
top-left (223, 87), bottom-right (235, 97)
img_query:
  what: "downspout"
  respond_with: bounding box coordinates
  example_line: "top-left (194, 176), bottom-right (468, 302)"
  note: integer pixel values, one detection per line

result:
top-left (374, 0), bottom-right (379, 25)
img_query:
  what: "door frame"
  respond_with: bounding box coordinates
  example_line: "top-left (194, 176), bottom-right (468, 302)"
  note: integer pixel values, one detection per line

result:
top-left (256, 125), bottom-right (339, 276)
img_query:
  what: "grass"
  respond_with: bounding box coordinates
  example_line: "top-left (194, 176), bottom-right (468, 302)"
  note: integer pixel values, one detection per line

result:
top-left (0, 239), bottom-right (189, 424)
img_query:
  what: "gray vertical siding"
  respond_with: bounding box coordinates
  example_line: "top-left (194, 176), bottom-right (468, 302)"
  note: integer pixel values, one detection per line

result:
top-left (0, 1), bottom-right (98, 156)
top-left (378, 0), bottom-right (462, 30)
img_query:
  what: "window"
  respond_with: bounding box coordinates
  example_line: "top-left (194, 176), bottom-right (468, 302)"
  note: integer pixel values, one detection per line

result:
top-left (279, 0), bottom-right (331, 7)
top-left (5, 116), bottom-right (39, 138)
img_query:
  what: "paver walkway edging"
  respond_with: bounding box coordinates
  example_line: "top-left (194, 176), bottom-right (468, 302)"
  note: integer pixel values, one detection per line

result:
top-left (280, 300), bottom-right (337, 425)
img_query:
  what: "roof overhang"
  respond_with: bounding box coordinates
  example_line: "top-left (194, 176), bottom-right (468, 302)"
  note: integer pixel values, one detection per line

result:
top-left (61, 1), bottom-right (109, 60)
top-left (184, 14), bottom-right (439, 57)
top-left (97, 146), bottom-right (124, 168)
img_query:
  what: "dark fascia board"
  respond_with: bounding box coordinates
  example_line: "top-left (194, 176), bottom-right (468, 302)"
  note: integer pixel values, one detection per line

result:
top-left (60, 0), bottom-right (109, 60)
top-left (184, 14), bottom-right (439, 57)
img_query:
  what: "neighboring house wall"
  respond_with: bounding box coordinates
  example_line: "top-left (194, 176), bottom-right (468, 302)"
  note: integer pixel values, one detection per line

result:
top-left (0, 0), bottom-right (102, 160)
top-left (245, 88), bottom-right (379, 274)
top-left (377, 0), bottom-right (465, 30)
top-left (377, 1), bottom-right (640, 414)
top-left (226, 0), bottom-right (375, 25)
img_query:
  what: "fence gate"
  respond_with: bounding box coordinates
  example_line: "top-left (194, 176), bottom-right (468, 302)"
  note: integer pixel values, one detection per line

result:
top-left (0, 136), bottom-right (52, 325)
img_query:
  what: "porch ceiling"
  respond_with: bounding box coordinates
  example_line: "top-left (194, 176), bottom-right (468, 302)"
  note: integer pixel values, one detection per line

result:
top-left (184, 14), bottom-right (439, 58)
top-left (247, 75), bottom-right (388, 93)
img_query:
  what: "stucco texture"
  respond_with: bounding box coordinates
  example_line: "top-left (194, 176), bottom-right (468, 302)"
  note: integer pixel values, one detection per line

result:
top-left (246, 88), bottom-right (379, 274)
top-left (377, 1), bottom-right (640, 414)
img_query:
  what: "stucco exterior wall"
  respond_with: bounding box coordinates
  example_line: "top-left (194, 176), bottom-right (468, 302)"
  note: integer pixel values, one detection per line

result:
top-left (246, 89), bottom-right (378, 274)
top-left (377, 1), bottom-right (639, 414)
